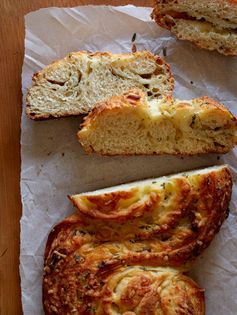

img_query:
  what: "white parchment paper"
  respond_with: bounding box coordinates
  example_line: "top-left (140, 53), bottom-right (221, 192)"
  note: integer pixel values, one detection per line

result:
top-left (20, 5), bottom-right (237, 315)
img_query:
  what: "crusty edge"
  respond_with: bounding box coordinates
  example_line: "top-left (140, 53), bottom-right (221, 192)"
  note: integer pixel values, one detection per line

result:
top-left (77, 89), bottom-right (237, 155)
top-left (79, 89), bottom-right (146, 128)
top-left (79, 91), bottom-right (237, 130)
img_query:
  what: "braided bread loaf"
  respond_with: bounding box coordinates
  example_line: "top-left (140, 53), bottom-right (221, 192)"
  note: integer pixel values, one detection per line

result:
top-left (43, 165), bottom-right (232, 314)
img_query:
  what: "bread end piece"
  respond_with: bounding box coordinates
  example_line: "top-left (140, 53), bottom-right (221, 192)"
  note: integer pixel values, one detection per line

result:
top-left (152, 0), bottom-right (237, 55)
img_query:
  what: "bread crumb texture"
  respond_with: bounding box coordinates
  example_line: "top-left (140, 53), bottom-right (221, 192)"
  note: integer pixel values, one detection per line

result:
top-left (26, 51), bottom-right (174, 119)
top-left (152, 0), bottom-right (237, 55)
top-left (78, 89), bottom-right (237, 155)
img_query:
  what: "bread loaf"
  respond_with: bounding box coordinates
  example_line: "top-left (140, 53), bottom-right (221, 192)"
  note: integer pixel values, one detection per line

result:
top-left (43, 165), bottom-right (231, 314)
top-left (152, 0), bottom-right (237, 55)
top-left (26, 51), bottom-right (174, 119)
top-left (78, 89), bottom-right (237, 155)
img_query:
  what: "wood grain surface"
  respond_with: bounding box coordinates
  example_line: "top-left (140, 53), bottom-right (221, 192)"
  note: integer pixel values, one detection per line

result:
top-left (0, 0), bottom-right (152, 314)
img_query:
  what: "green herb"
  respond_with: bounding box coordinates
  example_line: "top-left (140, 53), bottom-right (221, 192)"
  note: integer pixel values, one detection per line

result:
top-left (73, 229), bottom-right (86, 236)
top-left (161, 183), bottom-right (166, 189)
top-left (129, 235), bottom-right (141, 243)
top-left (82, 271), bottom-right (90, 280)
top-left (139, 225), bottom-right (150, 230)
top-left (145, 248), bottom-right (151, 252)
top-left (98, 261), bottom-right (107, 269)
top-left (74, 255), bottom-right (82, 262)
top-left (162, 47), bottom-right (167, 57)
top-left (132, 32), bottom-right (137, 42)
top-left (86, 305), bottom-right (96, 313)
top-left (139, 266), bottom-right (147, 271)
top-left (190, 114), bottom-right (197, 128)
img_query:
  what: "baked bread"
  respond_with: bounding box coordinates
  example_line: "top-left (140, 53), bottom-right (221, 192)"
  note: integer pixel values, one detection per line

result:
top-left (44, 263), bottom-right (205, 315)
top-left (95, 267), bottom-right (205, 315)
top-left (26, 51), bottom-right (174, 119)
top-left (78, 89), bottom-right (237, 155)
top-left (152, 0), bottom-right (237, 55)
top-left (43, 165), bottom-right (231, 314)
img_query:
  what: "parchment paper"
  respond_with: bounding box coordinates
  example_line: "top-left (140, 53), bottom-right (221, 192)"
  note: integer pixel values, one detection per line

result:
top-left (20, 5), bottom-right (237, 315)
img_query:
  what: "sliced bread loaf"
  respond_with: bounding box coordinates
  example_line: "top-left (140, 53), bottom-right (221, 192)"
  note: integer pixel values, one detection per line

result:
top-left (152, 0), bottom-right (237, 55)
top-left (26, 51), bottom-right (174, 119)
top-left (78, 89), bottom-right (237, 155)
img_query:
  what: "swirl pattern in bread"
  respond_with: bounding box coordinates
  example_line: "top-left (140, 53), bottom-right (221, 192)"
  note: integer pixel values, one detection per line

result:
top-left (97, 266), bottom-right (205, 314)
top-left (43, 165), bottom-right (231, 314)
top-left (26, 51), bottom-right (173, 120)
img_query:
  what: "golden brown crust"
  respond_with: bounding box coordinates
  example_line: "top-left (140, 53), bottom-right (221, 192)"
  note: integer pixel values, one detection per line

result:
top-left (26, 51), bottom-right (174, 120)
top-left (78, 89), bottom-right (237, 156)
top-left (97, 267), bottom-right (205, 315)
top-left (43, 166), bottom-right (231, 314)
top-left (80, 90), bottom-right (236, 131)
top-left (79, 89), bottom-right (145, 129)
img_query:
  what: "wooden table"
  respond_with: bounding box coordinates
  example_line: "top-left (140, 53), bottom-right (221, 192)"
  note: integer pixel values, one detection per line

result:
top-left (0, 0), bottom-right (152, 314)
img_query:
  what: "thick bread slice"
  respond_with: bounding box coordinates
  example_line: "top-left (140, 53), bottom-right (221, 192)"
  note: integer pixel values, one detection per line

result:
top-left (26, 51), bottom-right (174, 119)
top-left (78, 89), bottom-right (237, 155)
top-left (43, 165), bottom-right (231, 314)
top-left (152, 0), bottom-right (237, 55)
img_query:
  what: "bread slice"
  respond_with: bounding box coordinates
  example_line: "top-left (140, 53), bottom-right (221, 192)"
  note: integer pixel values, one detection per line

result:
top-left (26, 51), bottom-right (174, 119)
top-left (152, 0), bottom-right (237, 55)
top-left (78, 89), bottom-right (237, 155)
top-left (43, 165), bottom-right (231, 314)
top-left (69, 164), bottom-right (231, 227)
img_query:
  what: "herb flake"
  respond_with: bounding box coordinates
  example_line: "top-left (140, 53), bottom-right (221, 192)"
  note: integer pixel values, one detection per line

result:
top-left (131, 32), bottom-right (137, 42)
